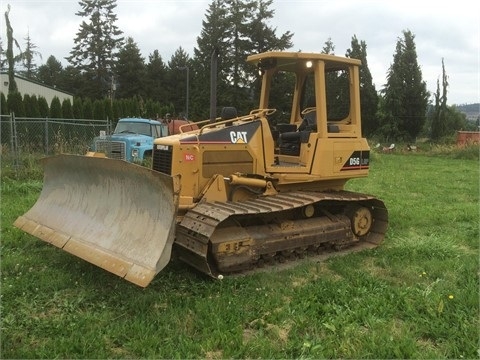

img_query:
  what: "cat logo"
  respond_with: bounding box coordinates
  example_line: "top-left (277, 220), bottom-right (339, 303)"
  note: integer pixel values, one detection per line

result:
top-left (230, 131), bottom-right (248, 143)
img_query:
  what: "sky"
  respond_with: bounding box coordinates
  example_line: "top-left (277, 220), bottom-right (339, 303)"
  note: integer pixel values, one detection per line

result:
top-left (1, 0), bottom-right (479, 105)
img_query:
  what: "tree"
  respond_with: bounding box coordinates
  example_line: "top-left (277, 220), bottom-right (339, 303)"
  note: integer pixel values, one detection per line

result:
top-left (73, 98), bottom-right (84, 119)
top-left (4, 5), bottom-right (21, 93)
top-left (0, 37), bottom-right (6, 71)
top-left (322, 38), bottom-right (349, 119)
top-left (144, 99), bottom-right (162, 119)
top-left (115, 37), bottom-right (145, 99)
top-left (23, 94), bottom-right (41, 117)
top-left (82, 98), bottom-right (94, 119)
top-left (239, 0), bottom-right (293, 109)
top-left (37, 55), bottom-right (64, 87)
top-left (20, 30), bottom-right (42, 79)
top-left (192, 0), bottom-right (231, 119)
top-left (29, 95), bottom-right (41, 118)
top-left (322, 37), bottom-right (335, 54)
top-left (223, 0), bottom-right (255, 107)
top-left (7, 91), bottom-right (24, 116)
top-left (104, 98), bottom-right (113, 121)
top-left (379, 30), bottom-right (428, 141)
top-left (167, 47), bottom-right (190, 118)
top-left (66, 0), bottom-right (124, 99)
top-left (431, 58), bottom-right (449, 140)
top-left (0, 92), bottom-right (7, 114)
top-left (346, 35), bottom-right (379, 137)
top-left (144, 50), bottom-right (168, 103)
top-left (192, 0), bottom-right (293, 118)
top-left (248, 0), bottom-right (293, 54)
top-left (38, 96), bottom-right (49, 117)
top-left (50, 96), bottom-right (62, 118)
top-left (93, 99), bottom-right (106, 119)
top-left (62, 98), bottom-right (74, 119)
top-left (62, 65), bottom-right (86, 97)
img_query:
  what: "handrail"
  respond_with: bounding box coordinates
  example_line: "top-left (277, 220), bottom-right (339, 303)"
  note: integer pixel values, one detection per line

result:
top-left (197, 108), bottom-right (277, 135)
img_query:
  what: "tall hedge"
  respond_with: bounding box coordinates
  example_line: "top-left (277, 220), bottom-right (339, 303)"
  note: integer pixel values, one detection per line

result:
top-left (62, 99), bottom-right (74, 119)
top-left (49, 96), bottom-right (63, 118)
top-left (7, 92), bottom-right (25, 117)
top-left (0, 93), bottom-right (7, 115)
top-left (38, 97), bottom-right (49, 118)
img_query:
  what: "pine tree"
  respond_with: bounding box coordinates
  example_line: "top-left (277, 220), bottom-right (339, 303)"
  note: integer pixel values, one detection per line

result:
top-left (115, 37), bottom-right (145, 99)
top-left (346, 35), bottom-right (379, 137)
top-left (63, 65), bottom-right (86, 97)
top-left (242, 0), bottom-right (293, 108)
top-left (20, 30), bottom-right (42, 79)
top-left (380, 30), bottom-right (429, 141)
top-left (145, 50), bottom-right (168, 103)
top-left (248, 0), bottom-right (293, 53)
top-left (322, 38), bottom-right (348, 119)
top-left (322, 38), bottom-right (335, 54)
top-left (37, 55), bottom-right (64, 87)
top-left (192, 0), bottom-right (231, 119)
top-left (192, 0), bottom-right (293, 118)
top-left (167, 47), bottom-right (190, 118)
top-left (66, 0), bottom-right (124, 99)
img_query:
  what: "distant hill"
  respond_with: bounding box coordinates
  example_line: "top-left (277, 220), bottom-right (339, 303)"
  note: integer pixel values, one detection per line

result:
top-left (455, 103), bottom-right (479, 122)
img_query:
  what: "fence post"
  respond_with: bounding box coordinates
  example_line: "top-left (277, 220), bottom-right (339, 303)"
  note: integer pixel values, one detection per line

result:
top-left (9, 113), bottom-right (14, 156)
top-left (9, 112), bottom-right (20, 173)
top-left (45, 118), bottom-right (49, 155)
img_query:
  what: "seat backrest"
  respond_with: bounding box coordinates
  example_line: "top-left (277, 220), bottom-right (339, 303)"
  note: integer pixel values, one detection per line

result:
top-left (221, 107), bottom-right (237, 120)
top-left (298, 111), bottom-right (317, 131)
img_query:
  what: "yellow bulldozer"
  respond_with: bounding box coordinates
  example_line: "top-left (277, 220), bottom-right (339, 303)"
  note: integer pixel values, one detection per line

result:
top-left (14, 51), bottom-right (388, 287)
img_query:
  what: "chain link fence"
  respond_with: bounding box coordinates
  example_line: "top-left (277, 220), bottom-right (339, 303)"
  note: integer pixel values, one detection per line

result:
top-left (1, 113), bottom-right (111, 176)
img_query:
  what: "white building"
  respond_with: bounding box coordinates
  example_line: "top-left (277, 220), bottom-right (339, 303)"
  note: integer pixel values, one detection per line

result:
top-left (0, 72), bottom-right (73, 105)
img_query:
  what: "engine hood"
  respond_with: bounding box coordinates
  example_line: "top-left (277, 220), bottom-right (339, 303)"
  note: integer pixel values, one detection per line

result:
top-left (95, 133), bottom-right (153, 144)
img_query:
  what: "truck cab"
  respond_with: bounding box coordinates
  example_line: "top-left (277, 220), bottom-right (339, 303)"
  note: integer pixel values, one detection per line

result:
top-left (91, 118), bottom-right (168, 162)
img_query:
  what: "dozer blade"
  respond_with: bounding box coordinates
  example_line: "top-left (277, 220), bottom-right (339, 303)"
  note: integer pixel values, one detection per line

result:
top-left (14, 154), bottom-right (180, 287)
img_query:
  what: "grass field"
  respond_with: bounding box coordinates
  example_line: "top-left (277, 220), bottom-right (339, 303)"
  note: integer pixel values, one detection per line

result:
top-left (1, 150), bottom-right (479, 359)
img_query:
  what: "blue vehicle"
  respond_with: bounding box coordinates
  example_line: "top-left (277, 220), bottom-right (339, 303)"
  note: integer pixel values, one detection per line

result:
top-left (90, 118), bottom-right (168, 163)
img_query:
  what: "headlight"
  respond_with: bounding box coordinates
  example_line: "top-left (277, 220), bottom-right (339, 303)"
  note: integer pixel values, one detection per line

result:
top-left (132, 149), bottom-right (139, 158)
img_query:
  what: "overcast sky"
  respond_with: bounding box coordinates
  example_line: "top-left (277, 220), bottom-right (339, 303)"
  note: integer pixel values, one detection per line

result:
top-left (1, 0), bottom-right (479, 105)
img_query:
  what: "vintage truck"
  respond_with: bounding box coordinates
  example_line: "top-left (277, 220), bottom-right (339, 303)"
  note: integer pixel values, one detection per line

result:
top-left (89, 117), bottom-right (199, 163)
top-left (89, 117), bottom-right (169, 163)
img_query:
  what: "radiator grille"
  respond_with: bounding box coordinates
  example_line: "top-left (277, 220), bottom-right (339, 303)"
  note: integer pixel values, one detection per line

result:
top-left (94, 140), bottom-right (126, 160)
top-left (153, 147), bottom-right (172, 175)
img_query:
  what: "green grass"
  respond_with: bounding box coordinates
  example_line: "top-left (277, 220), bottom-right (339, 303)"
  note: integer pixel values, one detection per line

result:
top-left (1, 152), bottom-right (479, 359)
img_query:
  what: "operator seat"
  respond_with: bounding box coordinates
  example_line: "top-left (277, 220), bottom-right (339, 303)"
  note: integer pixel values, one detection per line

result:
top-left (278, 99), bottom-right (317, 156)
top-left (221, 106), bottom-right (237, 126)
